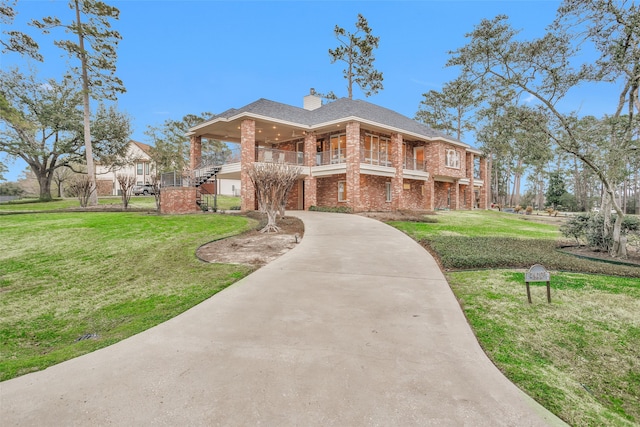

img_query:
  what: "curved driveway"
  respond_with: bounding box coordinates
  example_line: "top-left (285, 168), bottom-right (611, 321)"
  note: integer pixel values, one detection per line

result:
top-left (1, 211), bottom-right (565, 426)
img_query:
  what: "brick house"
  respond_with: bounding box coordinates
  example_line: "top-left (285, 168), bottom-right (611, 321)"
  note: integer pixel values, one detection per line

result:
top-left (164, 91), bottom-right (489, 213)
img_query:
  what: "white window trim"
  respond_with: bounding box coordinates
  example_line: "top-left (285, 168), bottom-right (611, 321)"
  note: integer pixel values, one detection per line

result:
top-left (445, 149), bottom-right (461, 169)
top-left (385, 182), bottom-right (392, 202)
top-left (338, 180), bottom-right (347, 202)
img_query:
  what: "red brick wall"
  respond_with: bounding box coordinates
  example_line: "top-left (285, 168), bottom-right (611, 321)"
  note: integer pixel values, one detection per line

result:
top-left (96, 179), bottom-right (113, 196)
top-left (160, 187), bottom-right (199, 214)
top-left (285, 179), bottom-right (302, 210)
top-left (425, 141), bottom-right (467, 179)
top-left (401, 180), bottom-right (429, 211)
top-left (434, 182), bottom-right (454, 210)
top-left (316, 175), bottom-right (343, 208)
top-left (359, 175), bottom-right (392, 211)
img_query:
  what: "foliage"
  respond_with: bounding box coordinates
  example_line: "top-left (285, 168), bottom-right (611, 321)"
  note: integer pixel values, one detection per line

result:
top-left (0, 181), bottom-right (23, 196)
top-left (328, 13), bottom-right (383, 99)
top-left (308, 205), bottom-right (353, 214)
top-left (0, 212), bottom-right (255, 381)
top-left (415, 74), bottom-right (481, 140)
top-left (448, 269), bottom-right (640, 426)
top-left (545, 171), bottom-right (566, 209)
top-left (145, 113), bottom-right (230, 173)
top-left (247, 162), bottom-right (300, 232)
top-left (448, 12), bottom-right (634, 257)
top-left (0, 68), bottom-right (130, 201)
top-left (560, 213), bottom-right (590, 245)
top-left (32, 0), bottom-right (126, 206)
top-left (0, 0), bottom-right (42, 60)
top-left (561, 212), bottom-right (640, 252)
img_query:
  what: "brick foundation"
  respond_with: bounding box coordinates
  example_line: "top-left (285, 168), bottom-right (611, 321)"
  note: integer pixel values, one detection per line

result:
top-left (160, 187), bottom-right (198, 214)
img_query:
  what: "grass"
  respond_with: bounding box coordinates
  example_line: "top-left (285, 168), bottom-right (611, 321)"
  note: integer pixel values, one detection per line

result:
top-left (0, 195), bottom-right (243, 213)
top-left (391, 210), bottom-right (640, 277)
top-left (390, 210), bottom-right (640, 426)
top-left (0, 211), bottom-right (255, 381)
top-left (0, 196), bottom-right (156, 211)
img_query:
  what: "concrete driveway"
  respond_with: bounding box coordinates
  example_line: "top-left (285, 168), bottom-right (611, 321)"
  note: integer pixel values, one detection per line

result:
top-left (1, 211), bottom-right (565, 426)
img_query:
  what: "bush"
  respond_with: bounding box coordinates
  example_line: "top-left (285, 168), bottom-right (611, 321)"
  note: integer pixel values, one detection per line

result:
top-left (309, 205), bottom-right (353, 214)
top-left (560, 212), bottom-right (640, 252)
top-left (560, 213), bottom-right (590, 246)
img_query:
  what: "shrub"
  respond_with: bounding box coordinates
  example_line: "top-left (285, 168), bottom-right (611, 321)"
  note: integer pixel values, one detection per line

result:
top-left (308, 205), bottom-right (353, 214)
top-left (560, 213), bottom-right (590, 246)
top-left (561, 212), bottom-right (639, 252)
top-left (525, 206), bottom-right (533, 215)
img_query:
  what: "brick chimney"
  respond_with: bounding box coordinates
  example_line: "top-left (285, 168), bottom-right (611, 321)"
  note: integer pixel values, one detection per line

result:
top-left (303, 88), bottom-right (322, 111)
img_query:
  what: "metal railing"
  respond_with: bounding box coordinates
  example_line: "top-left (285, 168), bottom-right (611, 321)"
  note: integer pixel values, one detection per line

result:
top-left (255, 147), bottom-right (304, 165)
top-left (161, 171), bottom-right (188, 188)
top-left (403, 156), bottom-right (427, 171)
top-left (315, 149), bottom-right (346, 166)
top-left (360, 149), bottom-right (391, 167)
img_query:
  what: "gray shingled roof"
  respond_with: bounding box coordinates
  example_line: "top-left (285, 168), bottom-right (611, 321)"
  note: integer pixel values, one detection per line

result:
top-left (205, 97), bottom-right (465, 145)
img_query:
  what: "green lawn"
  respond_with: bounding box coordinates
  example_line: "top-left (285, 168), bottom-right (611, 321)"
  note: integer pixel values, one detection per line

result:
top-left (391, 210), bottom-right (640, 426)
top-left (0, 195), bottom-right (242, 213)
top-left (0, 211), bottom-right (255, 381)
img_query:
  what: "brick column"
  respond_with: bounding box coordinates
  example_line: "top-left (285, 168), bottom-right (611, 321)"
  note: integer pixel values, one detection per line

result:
top-left (346, 122), bottom-right (361, 211)
top-left (466, 153), bottom-right (475, 209)
top-left (303, 132), bottom-right (317, 210)
top-left (391, 133), bottom-right (404, 210)
top-left (479, 156), bottom-right (489, 209)
top-left (241, 119), bottom-right (256, 211)
top-left (190, 135), bottom-right (202, 170)
top-left (452, 181), bottom-right (460, 210)
top-left (425, 178), bottom-right (434, 211)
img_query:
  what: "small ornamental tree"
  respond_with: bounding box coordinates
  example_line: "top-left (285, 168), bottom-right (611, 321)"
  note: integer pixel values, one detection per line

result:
top-left (149, 173), bottom-right (161, 211)
top-left (67, 175), bottom-right (93, 207)
top-left (247, 162), bottom-right (300, 233)
top-left (116, 173), bottom-right (135, 209)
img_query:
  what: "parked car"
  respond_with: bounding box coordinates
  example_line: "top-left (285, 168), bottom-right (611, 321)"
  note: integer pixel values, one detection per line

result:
top-left (133, 184), bottom-right (156, 196)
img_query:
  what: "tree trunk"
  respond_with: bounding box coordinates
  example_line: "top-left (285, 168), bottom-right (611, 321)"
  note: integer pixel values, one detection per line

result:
top-left (38, 173), bottom-right (53, 201)
top-left (262, 206), bottom-right (280, 233)
top-left (75, 0), bottom-right (97, 206)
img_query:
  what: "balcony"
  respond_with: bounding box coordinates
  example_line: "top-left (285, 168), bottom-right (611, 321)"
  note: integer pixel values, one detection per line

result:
top-left (403, 156), bottom-right (427, 172)
top-left (360, 149), bottom-right (391, 167)
top-left (255, 147), bottom-right (304, 165)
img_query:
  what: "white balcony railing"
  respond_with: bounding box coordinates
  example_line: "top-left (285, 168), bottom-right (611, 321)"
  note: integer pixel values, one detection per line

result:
top-left (256, 147), bottom-right (304, 165)
top-left (403, 156), bottom-right (427, 171)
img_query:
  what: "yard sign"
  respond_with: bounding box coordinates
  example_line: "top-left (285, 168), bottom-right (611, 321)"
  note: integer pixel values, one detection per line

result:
top-left (525, 264), bottom-right (551, 304)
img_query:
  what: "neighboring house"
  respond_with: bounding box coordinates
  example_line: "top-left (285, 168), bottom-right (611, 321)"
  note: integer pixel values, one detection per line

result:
top-left (95, 141), bottom-right (154, 196)
top-left (162, 91), bottom-right (489, 213)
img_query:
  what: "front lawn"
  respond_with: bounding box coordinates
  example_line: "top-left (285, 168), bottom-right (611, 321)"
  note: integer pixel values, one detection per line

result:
top-left (391, 210), bottom-right (640, 426)
top-left (0, 212), bottom-right (255, 381)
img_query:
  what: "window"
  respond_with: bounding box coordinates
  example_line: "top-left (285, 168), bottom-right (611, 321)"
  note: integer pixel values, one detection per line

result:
top-left (137, 163), bottom-right (143, 175)
top-left (338, 181), bottom-right (347, 202)
top-left (385, 182), bottom-right (392, 202)
top-left (364, 134), bottom-right (390, 166)
top-left (144, 162), bottom-right (150, 175)
top-left (445, 149), bottom-right (460, 169)
top-left (330, 134), bottom-right (346, 163)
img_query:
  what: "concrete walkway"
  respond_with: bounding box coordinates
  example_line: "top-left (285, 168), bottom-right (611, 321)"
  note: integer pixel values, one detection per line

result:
top-left (1, 212), bottom-right (565, 426)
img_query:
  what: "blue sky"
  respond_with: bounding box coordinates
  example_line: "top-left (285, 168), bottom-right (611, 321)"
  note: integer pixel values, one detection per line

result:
top-left (1, 0), bottom-right (619, 181)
